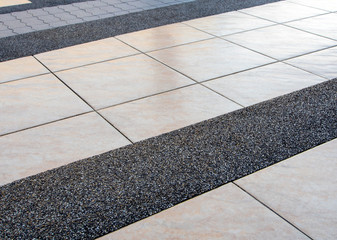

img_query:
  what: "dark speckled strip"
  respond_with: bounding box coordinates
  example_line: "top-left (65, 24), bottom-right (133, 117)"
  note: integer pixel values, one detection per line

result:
top-left (0, 0), bottom-right (280, 62)
top-left (0, 79), bottom-right (336, 239)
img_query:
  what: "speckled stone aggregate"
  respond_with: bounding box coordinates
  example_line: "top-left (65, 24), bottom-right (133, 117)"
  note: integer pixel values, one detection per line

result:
top-left (0, 79), bottom-right (336, 239)
top-left (0, 0), bottom-right (280, 62)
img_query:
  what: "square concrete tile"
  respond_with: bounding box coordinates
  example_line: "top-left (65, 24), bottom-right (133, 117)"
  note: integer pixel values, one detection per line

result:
top-left (148, 38), bottom-right (274, 82)
top-left (0, 0), bottom-right (30, 7)
top-left (224, 25), bottom-right (337, 60)
top-left (116, 23), bottom-right (212, 52)
top-left (56, 54), bottom-right (194, 109)
top-left (286, 13), bottom-right (337, 40)
top-left (99, 85), bottom-right (241, 142)
top-left (0, 56), bottom-right (49, 83)
top-left (240, 1), bottom-right (326, 23)
top-left (285, 47), bottom-right (337, 79)
top-left (289, 0), bottom-right (337, 12)
top-left (236, 139), bottom-right (337, 240)
top-left (0, 74), bottom-right (91, 135)
top-left (0, 112), bottom-right (130, 186)
top-left (98, 183), bottom-right (308, 240)
top-left (184, 11), bottom-right (274, 37)
top-left (35, 37), bottom-right (138, 72)
top-left (204, 62), bottom-right (325, 106)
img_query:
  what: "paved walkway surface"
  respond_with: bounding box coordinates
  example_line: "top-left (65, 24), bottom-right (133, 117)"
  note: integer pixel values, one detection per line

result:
top-left (0, 0), bottom-right (336, 239)
top-left (0, 0), bottom-right (193, 37)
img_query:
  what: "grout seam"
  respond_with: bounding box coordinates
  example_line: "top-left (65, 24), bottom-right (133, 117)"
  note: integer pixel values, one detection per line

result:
top-left (233, 182), bottom-right (314, 240)
top-left (32, 55), bottom-right (134, 144)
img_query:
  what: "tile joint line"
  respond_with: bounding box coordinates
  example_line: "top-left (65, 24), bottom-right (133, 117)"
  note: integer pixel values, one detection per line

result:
top-left (32, 55), bottom-right (134, 144)
top-left (232, 182), bottom-right (314, 240)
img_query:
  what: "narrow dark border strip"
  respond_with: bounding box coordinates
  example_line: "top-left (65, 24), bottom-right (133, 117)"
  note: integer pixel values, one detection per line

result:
top-left (0, 0), bottom-right (280, 62)
top-left (1, 79), bottom-right (336, 239)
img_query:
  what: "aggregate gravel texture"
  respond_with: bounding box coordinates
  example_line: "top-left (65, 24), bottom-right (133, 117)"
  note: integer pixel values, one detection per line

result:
top-left (0, 79), bottom-right (336, 239)
top-left (0, 0), bottom-right (280, 62)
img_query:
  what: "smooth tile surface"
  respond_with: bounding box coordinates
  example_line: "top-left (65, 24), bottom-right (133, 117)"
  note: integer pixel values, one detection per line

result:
top-left (236, 139), bottom-right (337, 240)
top-left (99, 183), bottom-right (308, 240)
top-left (289, 0), bottom-right (337, 12)
top-left (56, 54), bottom-right (193, 109)
top-left (0, 112), bottom-right (130, 186)
top-left (204, 62), bottom-right (325, 106)
top-left (240, 1), bottom-right (326, 23)
top-left (100, 85), bottom-right (241, 142)
top-left (35, 37), bottom-right (138, 72)
top-left (224, 25), bottom-right (337, 60)
top-left (184, 11), bottom-right (274, 36)
top-left (0, 74), bottom-right (91, 135)
top-left (286, 47), bottom-right (337, 79)
top-left (149, 38), bottom-right (274, 82)
top-left (0, 0), bottom-right (30, 7)
top-left (0, 56), bottom-right (49, 83)
top-left (116, 23), bottom-right (212, 52)
top-left (286, 13), bottom-right (337, 40)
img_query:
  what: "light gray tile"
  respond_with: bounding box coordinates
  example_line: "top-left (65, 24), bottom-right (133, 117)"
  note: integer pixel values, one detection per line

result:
top-left (5, 20), bottom-right (26, 28)
top-left (224, 25), bottom-right (337, 60)
top-left (13, 26), bottom-right (33, 34)
top-left (27, 9), bottom-right (49, 17)
top-left (286, 46), bottom-right (337, 79)
top-left (204, 62), bottom-right (325, 106)
top-left (240, 1), bottom-right (326, 23)
top-left (236, 139), bottom-right (337, 240)
top-left (43, 6), bottom-right (65, 14)
top-left (56, 54), bottom-right (193, 109)
top-left (54, 12), bottom-right (78, 21)
top-left (0, 74), bottom-right (91, 135)
top-left (149, 38), bottom-right (274, 82)
top-left (0, 29), bottom-right (15, 38)
top-left (116, 23), bottom-right (212, 52)
top-left (0, 13), bottom-right (17, 21)
top-left (99, 85), bottom-right (241, 142)
top-left (289, 0), bottom-right (337, 12)
top-left (184, 11), bottom-right (274, 36)
top-left (48, 21), bottom-right (68, 28)
top-left (98, 183), bottom-right (309, 240)
top-left (0, 56), bottom-right (48, 83)
top-left (286, 13), bottom-right (337, 40)
top-left (31, 24), bottom-right (50, 31)
top-left (35, 37), bottom-right (138, 71)
top-left (0, 112), bottom-right (130, 186)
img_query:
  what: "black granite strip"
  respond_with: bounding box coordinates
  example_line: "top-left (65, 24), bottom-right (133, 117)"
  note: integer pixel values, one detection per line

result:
top-left (0, 0), bottom-right (280, 62)
top-left (1, 79), bottom-right (336, 239)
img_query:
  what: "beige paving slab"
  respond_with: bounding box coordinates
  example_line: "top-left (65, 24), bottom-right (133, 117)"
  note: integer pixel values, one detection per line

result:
top-left (204, 62), bottom-right (325, 106)
top-left (149, 38), bottom-right (274, 82)
top-left (98, 183), bottom-right (308, 240)
top-left (289, 0), bottom-right (337, 12)
top-left (0, 56), bottom-right (49, 84)
top-left (240, 1), bottom-right (326, 23)
top-left (286, 13), bottom-right (337, 40)
top-left (236, 139), bottom-right (337, 240)
top-left (35, 37), bottom-right (139, 72)
top-left (224, 25), bottom-right (337, 60)
top-left (116, 23), bottom-right (213, 52)
top-left (0, 74), bottom-right (91, 135)
top-left (0, 112), bottom-right (131, 186)
top-left (286, 46), bottom-right (337, 79)
top-left (99, 85), bottom-right (241, 142)
top-left (184, 11), bottom-right (274, 37)
top-left (56, 54), bottom-right (193, 109)
top-left (0, 0), bottom-right (30, 7)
